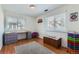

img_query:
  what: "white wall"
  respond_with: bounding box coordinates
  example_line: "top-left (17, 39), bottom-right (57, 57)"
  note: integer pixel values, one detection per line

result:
top-left (36, 4), bottom-right (79, 48)
top-left (0, 5), bottom-right (4, 50)
top-left (26, 16), bottom-right (37, 32)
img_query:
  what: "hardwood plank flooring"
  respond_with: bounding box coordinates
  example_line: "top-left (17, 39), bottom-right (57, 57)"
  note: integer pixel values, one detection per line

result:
top-left (0, 38), bottom-right (68, 54)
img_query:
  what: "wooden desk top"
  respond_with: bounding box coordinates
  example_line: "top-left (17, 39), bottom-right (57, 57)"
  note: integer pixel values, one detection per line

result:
top-left (4, 31), bottom-right (31, 34)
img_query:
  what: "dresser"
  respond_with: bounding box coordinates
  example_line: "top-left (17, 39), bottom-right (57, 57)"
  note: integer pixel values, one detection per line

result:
top-left (3, 33), bottom-right (17, 45)
top-left (67, 32), bottom-right (79, 54)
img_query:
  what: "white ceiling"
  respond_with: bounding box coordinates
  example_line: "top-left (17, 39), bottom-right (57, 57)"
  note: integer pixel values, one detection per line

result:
top-left (2, 4), bottom-right (63, 17)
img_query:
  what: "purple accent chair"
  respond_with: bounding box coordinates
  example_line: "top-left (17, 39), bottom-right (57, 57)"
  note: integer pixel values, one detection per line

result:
top-left (32, 32), bottom-right (39, 38)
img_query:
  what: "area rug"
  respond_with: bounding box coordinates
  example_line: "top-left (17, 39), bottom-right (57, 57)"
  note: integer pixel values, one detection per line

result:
top-left (15, 41), bottom-right (55, 54)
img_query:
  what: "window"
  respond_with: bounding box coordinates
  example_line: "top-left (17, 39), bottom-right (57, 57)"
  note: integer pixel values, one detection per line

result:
top-left (5, 16), bottom-right (17, 31)
top-left (47, 16), bottom-right (54, 29)
top-left (5, 16), bottom-right (26, 32)
top-left (45, 13), bottom-right (66, 32)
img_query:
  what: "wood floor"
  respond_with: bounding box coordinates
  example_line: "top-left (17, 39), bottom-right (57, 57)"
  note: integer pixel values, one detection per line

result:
top-left (0, 38), bottom-right (68, 54)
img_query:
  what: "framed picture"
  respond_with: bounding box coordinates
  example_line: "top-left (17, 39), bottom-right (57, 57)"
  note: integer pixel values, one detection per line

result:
top-left (38, 18), bottom-right (43, 23)
top-left (70, 12), bottom-right (78, 22)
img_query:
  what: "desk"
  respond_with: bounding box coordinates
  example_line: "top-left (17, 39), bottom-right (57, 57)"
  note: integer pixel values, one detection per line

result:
top-left (3, 31), bottom-right (32, 45)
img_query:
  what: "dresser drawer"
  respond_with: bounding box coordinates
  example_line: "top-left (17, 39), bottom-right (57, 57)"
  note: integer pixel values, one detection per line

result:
top-left (3, 33), bottom-right (17, 45)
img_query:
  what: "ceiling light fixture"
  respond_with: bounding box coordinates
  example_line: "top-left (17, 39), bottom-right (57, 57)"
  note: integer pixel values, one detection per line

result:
top-left (29, 4), bottom-right (35, 8)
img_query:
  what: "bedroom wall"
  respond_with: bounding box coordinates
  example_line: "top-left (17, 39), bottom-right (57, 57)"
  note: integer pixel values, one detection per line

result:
top-left (36, 4), bottom-right (79, 48)
top-left (0, 5), bottom-right (4, 50)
